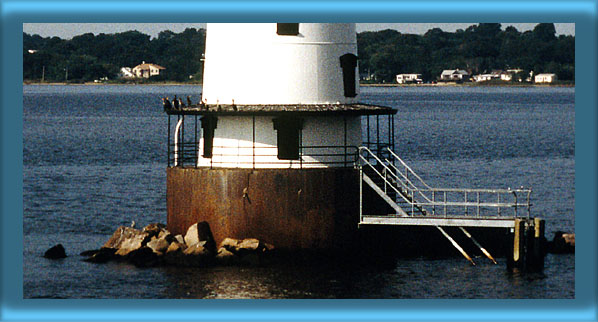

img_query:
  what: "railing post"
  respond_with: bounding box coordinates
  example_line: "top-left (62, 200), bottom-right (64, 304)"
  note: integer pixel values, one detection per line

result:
top-left (432, 191), bottom-right (436, 215)
top-left (497, 193), bottom-right (501, 216)
top-left (167, 114), bottom-right (171, 167)
top-left (476, 192), bottom-right (480, 217)
top-left (359, 162), bottom-right (363, 223)
top-left (513, 191), bottom-right (518, 218)
top-left (464, 191), bottom-right (468, 215)
top-left (444, 191), bottom-right (447, 218)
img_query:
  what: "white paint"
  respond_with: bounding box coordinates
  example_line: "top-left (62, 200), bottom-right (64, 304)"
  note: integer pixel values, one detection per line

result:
top-left (196, 115), bottom-right (362, 168)
top-left (202, 23), bottom-right (359, 105)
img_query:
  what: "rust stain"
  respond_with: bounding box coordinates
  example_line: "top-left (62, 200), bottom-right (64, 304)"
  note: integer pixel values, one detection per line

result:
top-left (167, 167), bottom-right (360, 250)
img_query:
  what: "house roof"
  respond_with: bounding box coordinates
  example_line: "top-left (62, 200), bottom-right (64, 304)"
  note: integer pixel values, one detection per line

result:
top-left (441, 69), bottom-right (469, 76)
top-left (133, 63), bottom-right (166, 70)
top-left (535, 73), bottom-right (556, 77)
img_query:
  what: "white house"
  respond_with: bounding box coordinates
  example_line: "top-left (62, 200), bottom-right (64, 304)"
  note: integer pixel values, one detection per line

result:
top-left (132, 61), bottom-right (166, 78)
top-left (396, 74), bottom-right (423, 84)
top-left (119, 67), bottom-right (135, 78)
top-left (440, 69), bottom-right (470, 81)
top-left (534, 73), bottom-right (557, 83)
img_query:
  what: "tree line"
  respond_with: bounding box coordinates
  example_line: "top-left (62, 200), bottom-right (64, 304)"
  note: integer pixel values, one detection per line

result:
top-left (23, 23), bottom-right (574, 84)
top-left (24, 28), bottom-right (206, 83)
top-left (357, 23), bottom-right (574, 83)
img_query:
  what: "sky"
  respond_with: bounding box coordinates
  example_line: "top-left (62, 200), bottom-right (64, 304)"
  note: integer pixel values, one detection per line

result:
top-left (23, 23), bottom-right (575, 39)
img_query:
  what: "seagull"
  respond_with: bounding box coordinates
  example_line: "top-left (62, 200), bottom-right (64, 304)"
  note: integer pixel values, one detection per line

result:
top-left (187, 96), bottom-right (193, 107)
top-left (179, 97), bottom-right (185, 108)
top-left (130, 220), bottom-right (136, 228)
top-left (162, 97), bottom-right (172, 111)
top-left (173, 95), bottom-right (180, 109)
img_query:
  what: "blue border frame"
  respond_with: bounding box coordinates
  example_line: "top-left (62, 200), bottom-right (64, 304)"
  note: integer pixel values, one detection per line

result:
top-left (3, 0), bottom-right (597, 321)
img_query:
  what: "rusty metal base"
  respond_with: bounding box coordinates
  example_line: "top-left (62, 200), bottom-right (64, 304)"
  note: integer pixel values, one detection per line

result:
top-left (167, 167), bottom-right (360, 250)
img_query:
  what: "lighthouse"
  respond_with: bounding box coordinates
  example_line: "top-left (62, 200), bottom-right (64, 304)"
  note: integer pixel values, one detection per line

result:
top-left (165, 23), bottom-right (396, 250)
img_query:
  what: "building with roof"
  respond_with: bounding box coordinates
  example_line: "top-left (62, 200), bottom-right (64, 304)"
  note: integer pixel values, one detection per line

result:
top-left (132, 61), bottom-right (166, 78)
top-left (534, 73), bottom-right (557, 83)
top-left (440, 69), bottom-right (470, 81)
top-left (396, 74), bottom-right (423, 84)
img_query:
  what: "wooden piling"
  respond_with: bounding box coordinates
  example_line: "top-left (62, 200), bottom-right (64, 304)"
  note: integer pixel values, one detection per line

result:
top-left (508, 218), bottom-right (545, 272)
top-left (529, 218), bottom-right (545, 271)
top-left (508, 219), bottom-right (525, 271)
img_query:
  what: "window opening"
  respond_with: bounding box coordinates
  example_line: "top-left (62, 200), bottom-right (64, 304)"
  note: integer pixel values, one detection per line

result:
top-left (277, 23), bottom-right (299, 36)
top-left (339, 53), bottom-right (358, 97)
top-left (273, 117), bottom-right (303, 160)
top-left (200, 116), bottom-right (217, 158)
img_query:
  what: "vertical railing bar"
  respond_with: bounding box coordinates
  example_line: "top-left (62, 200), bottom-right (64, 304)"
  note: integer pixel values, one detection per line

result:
top-left (181, 115), bottom-right (185, 167)
top-left (167, 114), bottom-right (171, 167)
top-left (477, 192), bottom-right (480, 217)
top-left (376, 114), bottom-right (380, 157)
top-left (432, 190), bottom-right (436, 215)
top-left (464, 191), bottom-right (468, 215)
top-left (444, 191), bottom-right (447, 217)
top-left (497, 193), bottom-right (501, 216)
top-left (344, 117), bottom-right (347, 167)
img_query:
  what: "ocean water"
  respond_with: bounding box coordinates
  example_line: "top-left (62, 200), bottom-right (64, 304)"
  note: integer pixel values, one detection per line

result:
top-left (22, 85), bottom-right (575, 299)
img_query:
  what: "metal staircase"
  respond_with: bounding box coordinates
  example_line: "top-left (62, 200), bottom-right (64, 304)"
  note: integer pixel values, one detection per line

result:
top-left (356, 146), bottom-right (533, 265)
top-left (357, 146), bottom-right (533, 226)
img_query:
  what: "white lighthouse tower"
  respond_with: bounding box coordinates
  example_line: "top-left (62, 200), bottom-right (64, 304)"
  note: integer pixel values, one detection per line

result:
top-left (166, 23), bottom-right (396, 249)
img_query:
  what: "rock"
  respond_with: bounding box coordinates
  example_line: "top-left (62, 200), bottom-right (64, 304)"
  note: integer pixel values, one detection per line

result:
top-left (44, 244), bottom-right (67, 259)
top-left (164, 241), bottom-right (186, 265)
top-left (83, 248), bottom-right (116, 263)
top-left (183, 243), bottom-right (213, 267)
top-left (103, 226), bottom-right (150, 249)
top-left (183, 243), bottom-right (210, 256)
top-left (80, 249), bottom-right (99, 257)
top-left (238, 238), bottom-right (261, 251)
top-left (174, 234), bottom-right (185, 244)
top-left (127, 247), bottom-right (159, 268)
top-left (548, 231), bottom-right (575, 254)
top-left (215, 247), bottom-right (239, 265)
top-left (147, 236), bottom-right (170, 255)
top-left (184, 222), bottom-right (216, 254)
top-left (219, 237), bottom-right (241, 251)
top-left (115, 232), bottom-right (150, 257)
top-left (142, 223), bottom-right (167, 238)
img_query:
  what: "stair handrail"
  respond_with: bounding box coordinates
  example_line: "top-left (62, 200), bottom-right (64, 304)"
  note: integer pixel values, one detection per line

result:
top-left (358, 146), bottom-right (421, 210)
top-left (386, 147), bottom-right (432, 190)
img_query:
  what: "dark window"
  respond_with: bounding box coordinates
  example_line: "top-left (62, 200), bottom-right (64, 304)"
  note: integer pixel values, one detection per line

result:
top-left (339, 53), bottom-right (358, 97)
top-left (200, 116), bottom-right (217, 158)
top-left (277, 23), bottom-right (299, 36)
top-left (273, 117), bottom-right (303, 160)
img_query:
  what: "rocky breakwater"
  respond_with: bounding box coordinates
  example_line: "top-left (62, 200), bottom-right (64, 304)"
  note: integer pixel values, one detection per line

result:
top-left (80, 222), bottom-right (274, 268)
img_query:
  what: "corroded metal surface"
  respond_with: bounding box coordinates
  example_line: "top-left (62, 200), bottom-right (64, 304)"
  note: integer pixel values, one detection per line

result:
top-left (167, 167), bottom-right (361, 249)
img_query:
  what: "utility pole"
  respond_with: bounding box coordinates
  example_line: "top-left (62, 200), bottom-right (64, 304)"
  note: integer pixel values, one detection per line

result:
top-left (41, 65), bottom-right (45, 83)
top-left (65, 65), bottom-right (68, 82)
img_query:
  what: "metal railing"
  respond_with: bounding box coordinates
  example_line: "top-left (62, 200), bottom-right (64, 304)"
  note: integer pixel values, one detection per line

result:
top-left (358, 146), bottom-right (532, 219)
top-left (169, 143), bottom-right (359, 168)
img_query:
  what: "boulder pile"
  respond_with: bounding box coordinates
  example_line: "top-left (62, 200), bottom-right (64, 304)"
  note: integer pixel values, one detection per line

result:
top-left (80, 221), bottom-right (274, 268)
top-left (547, 231), bottom-right (575, 254)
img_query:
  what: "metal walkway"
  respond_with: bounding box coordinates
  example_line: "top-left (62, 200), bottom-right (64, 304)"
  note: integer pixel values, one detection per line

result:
top-left (357, 146), bottom-right (532, 228)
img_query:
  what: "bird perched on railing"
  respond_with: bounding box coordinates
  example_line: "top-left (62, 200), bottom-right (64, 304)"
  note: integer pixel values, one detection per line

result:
top-left (179, 97), bottom-right (185, 108)
top-left (187, 96), bottom-right (193, 107)
top-left (162, 97), bottom-right (172, 111)
top-left (173, 95), bottom-right (180, 109)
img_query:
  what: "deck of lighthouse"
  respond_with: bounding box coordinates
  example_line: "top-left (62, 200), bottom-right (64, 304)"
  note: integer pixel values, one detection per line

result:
top-left (165, 103), bottom-right (397, 116)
